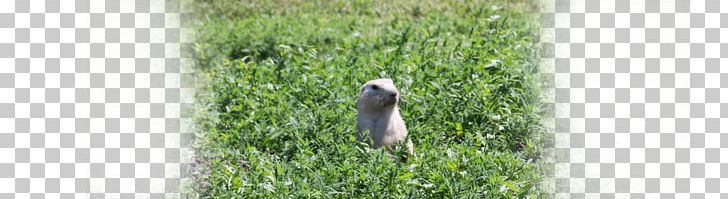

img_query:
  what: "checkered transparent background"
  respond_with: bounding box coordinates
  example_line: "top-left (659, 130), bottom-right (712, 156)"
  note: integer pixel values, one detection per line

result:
top-left (543, 0), bottom-right (728, 198)
top-left (0, 0), bottom-right (194, 198)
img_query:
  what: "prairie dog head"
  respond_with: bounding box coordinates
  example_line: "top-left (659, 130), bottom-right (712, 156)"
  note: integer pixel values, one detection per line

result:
top-left (357, 78), bottom-right (401, 111)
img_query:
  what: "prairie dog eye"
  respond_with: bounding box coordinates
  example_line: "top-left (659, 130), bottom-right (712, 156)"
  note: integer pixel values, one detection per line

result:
top-left (371, 85), bottom-right (379, 90)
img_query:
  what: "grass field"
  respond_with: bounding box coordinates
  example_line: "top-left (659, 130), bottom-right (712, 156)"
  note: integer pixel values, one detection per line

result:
top-left (189, 0), bottom-right (545, 198)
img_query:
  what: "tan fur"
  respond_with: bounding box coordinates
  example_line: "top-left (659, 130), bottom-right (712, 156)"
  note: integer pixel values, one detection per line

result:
top-left (356, 78), bottom-right (415, 156)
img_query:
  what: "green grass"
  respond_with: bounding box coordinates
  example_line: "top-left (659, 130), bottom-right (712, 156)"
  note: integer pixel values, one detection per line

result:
top-left (189, 0), bottom-right (545, 198)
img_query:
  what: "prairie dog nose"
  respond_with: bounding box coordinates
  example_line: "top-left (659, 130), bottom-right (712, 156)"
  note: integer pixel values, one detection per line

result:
top-left (390, 93), bottom-right (397, 97)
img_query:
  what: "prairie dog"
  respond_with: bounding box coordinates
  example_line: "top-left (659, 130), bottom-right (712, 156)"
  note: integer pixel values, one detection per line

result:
top-left (356, 78), bottom-right (414, 156)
